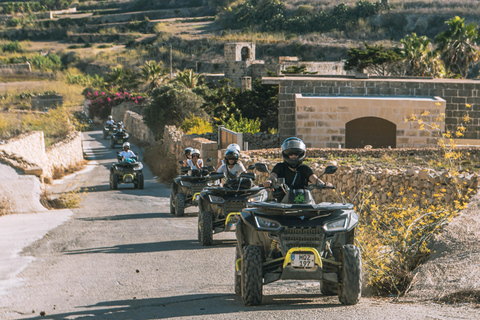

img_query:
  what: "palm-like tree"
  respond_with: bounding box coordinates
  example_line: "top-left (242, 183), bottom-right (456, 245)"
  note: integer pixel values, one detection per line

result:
top-left (435, 16), bottom-right (480, 78)
top-left (141, 61), bottom-right (168, 92)
top-left (105, 67), bottom-right (139, 91)
top-left (174, 69), bottom-right (204, 89)
top-left (400, 33), bottom-right (446, 78)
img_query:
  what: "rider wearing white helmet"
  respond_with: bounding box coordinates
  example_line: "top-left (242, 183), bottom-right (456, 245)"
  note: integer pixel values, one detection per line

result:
top-left (183, 147), bottom-right (194, 167)
top-left (187, 149), bottom-right (203, 170)
top-left (119, 142), bottom-right (136, 161)
top-left (106, 115), bottom-right (115, 126)
top-left (217, 148), bottom-right (246, 179)
top-left (215, 143), bottom-right (242, 171)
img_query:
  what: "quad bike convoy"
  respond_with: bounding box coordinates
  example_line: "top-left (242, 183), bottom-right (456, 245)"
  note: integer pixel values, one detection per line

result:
top-left (170, 159), bottom-right (219, 217)
top-left (197, 165), bottom-right (268, 246)
top-left (235, 164), bottom-right (362, 306)
top-left (109, 154), bottom-right (144, 190)
top-left (110, 127), bottom-right (129, 149)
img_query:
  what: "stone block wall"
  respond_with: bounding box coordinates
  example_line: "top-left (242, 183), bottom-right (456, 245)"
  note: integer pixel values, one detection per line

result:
top-left (123, 110), bottom-right (156, 145)
top-left (30, 95), bottom-right (63, 110)
top-left (46, 132), bottom-right (84, 177)
top-left (263, 76), bottom-right (480, 144)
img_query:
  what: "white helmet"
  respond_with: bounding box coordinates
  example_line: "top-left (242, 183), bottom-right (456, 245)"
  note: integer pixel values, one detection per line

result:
top-left (191, 149), bottom-right (201, 158)
top-left (108, 115), bottom-right (113, 120)
top-left (227, 143), bottom-right (241, 152)
top-left (123, 142), bottom-right (130, 149)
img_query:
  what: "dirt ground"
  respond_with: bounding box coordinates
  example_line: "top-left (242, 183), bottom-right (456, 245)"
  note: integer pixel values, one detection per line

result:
top-left (406, 188), bottom-right (480, 303)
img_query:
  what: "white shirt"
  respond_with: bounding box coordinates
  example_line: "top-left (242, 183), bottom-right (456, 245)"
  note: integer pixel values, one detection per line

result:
top-left (119, 150), bottom-right (136, 159)
top-left (187, 158), bottom-right (203, 170)
top-left (106, 120), bottom-right (115, 125)
top-left (218, 162), bottom-right (246, 178)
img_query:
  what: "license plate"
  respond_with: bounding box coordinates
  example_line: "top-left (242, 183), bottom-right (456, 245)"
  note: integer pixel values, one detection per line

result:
top-left (291, 253), bottom-right (315, 268)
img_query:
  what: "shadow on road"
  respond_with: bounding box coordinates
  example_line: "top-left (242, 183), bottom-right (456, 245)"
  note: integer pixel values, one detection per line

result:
top-left (77, 212), bottom-right (167, 222)
top-left (62, 238), bottom-right (235, 255)
top-left (17, 293), bottom-right (342, 319)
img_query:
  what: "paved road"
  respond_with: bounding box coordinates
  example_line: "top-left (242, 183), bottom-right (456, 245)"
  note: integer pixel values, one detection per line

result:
top-left (0, 130), bottom-right (478, 319)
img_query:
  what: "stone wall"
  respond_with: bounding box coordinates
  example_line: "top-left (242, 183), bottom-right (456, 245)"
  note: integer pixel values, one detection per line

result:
top-left (0, 131), bottom-right (83, 180)
top-left (123, 110), bottom-right (156, 145)
top-left (263, 76), bottom-right (480, 144)
top-left (240, 152), bottom-right (478, 208)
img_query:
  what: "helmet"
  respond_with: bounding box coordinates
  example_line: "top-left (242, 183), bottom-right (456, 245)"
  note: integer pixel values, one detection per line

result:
top-left (184, 147), bottom-right (194, 157)
top-left (191, 149), bottom-right (201, 158)
top-left (282, 137), bottom-right (306, 168)
top-left (224, 149), bottom-right (239, 164)
top-left (227, 143), bottom-right (241, 152)
top-left (108, 115), bottom-right (113, 120)
top-left (123, 142), bottom-right (130, 149)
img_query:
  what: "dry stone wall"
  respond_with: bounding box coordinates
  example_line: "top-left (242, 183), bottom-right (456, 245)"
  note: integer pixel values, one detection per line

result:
top-left (0, 131), bottom-right (83, 180)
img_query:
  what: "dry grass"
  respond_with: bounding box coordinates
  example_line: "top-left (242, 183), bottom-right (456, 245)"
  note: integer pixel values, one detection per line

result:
top-left (0, 195), bottom-right (13, 216)
top-left (51, 160), bottom-right (88, 180)
top-left (439, 290), bottom-right (480, 305)
top-left (40, 189), bottom-right (83, 210)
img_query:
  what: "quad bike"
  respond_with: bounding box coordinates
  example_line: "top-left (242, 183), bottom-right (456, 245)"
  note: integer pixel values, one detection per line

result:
top-left (109, 155), bottom-right (144, 190)
top-left (235, 164), bottom-right (362, 306)
top-left (197, 164), bottom-right (269, 246)
top-left (170, 159), bottom-right (218, 217)
top-left (110, 128), bottom-right (129, 148)
top-left (103, 123), bottom-right (117, 139)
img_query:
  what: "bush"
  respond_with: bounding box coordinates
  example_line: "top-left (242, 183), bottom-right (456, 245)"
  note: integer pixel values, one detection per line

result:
top-left (224, 115), bottom-right (260, 133)
top-left (180, 114), bottom-right (213, 134)
top-left (87, 88), bottom-right (146, 119)
top-left (1, 41), bottom-right (22, 53)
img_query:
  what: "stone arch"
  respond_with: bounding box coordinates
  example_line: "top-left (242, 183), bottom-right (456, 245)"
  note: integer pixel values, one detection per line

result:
top-left (241, 47), bottom-right (250, 61)
top-left (345, 117), bottom-right (396, 148)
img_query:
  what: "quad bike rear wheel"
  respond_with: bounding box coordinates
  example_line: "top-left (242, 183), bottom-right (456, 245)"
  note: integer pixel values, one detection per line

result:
top-left (170, 191), bottom-right (176, 215)
top-left (137, 173), bottom-right (144, 189)
top-left (175, 193), bottom-right (185, 217)
top-left (198, 210), bottom-right (213, 246)
top-left (338, 244), bottom-right (362, 305)
top-left (110, 173), bottom-right (118, 190)
top-left (241, 245), bottom-right (263, 306)
top-left (235, 246), bottom-right (242, 296)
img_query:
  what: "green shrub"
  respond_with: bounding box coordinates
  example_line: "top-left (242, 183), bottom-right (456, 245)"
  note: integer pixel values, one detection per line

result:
top-left (224, 115), bottom-right (260, 133)
top-left (1, 41), bottom-right (22, 53)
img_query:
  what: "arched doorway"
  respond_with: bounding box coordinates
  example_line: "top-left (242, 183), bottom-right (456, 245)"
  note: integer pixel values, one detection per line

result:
top-left (345, 117), bottom-right (396, 148)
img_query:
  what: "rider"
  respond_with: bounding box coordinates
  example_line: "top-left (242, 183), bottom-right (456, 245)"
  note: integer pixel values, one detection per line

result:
top-left (106, 115), bottom-right (115, 126)
top-left (217, 149), bottom-right (246, 179)
top-left (262, 137), bottom-right (331, 198)
top-left (187, 149), bottom-right (203, 170)
top-left (118, 142), bottom-right (136, 161)
top-left (183, 147), bottom-right (194, 167)
top-left (215, 143), bottom-right (241, 171)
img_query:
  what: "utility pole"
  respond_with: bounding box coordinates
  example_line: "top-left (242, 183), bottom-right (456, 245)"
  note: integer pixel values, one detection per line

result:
top-left (170, 45), bottom-right (173, 80)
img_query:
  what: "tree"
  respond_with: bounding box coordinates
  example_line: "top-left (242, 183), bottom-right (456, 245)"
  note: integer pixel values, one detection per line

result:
top-left (400, 33), bottom-right (446, 78)
top-left (435, 16), bottom-right (480, 78)
top-left (140, 61), bottom-right (168, 92)
top-left (174, 69), bottom-right (204, 89)
top-left (344, 43), bottom-right (403, 76)
top-left (105, 67), bottom-right (139, 91)
top-left (143, 84), bottom-right (208, 138)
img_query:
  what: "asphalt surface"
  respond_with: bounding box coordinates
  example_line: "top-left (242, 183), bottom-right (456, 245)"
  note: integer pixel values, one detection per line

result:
top-left (0, 130), bottom-right (479, 319)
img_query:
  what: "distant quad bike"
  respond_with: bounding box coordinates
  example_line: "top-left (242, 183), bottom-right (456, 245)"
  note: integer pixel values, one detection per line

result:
top-left (110, 128), bottom-right (129, 148)
top-left (170, 159), bottom-right (218, 217)
top-left (235, 164), bottom-right (362, 306)
top-left (103, 123), bottom-right (117, 139)
top-left (197, 164), bottom-right (268, 246)
top-left (109, 155), bottom-right (144, 190)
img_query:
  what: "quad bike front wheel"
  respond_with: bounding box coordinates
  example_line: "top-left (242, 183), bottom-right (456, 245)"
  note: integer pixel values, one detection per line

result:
top-left (169, 191), bottom-right (176, 215)
top-left (110, 173), bottom-right (118, 190)
top-left (235, 246), bottom-right (241, 296)
top-left (198, 210), bottom-right (213, 246)
top-left (175, 193), bottom-right (185, 217)
top-left (110, 139), bottom-right (115, 149)
top-left (137, 173), bottom-right (144, 189)
top-left (338, 244), bottom-right (362, 305)
top-left (241, 245), bottom-right (263, 306)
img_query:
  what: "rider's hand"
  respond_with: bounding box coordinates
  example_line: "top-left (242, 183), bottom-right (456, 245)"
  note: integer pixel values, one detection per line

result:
top-left (325, 182), bottom-right (333, 188)
top-left (263, 180), bottom-right (272, 187)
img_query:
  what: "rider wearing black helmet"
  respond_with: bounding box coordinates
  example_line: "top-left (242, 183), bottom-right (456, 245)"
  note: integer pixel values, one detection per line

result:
top-left (217, 149), bottom-right (246, 179)
top-left (183, 147), bottom-right (194, 167)
top-left (263, 137), bottom-right (330, 191)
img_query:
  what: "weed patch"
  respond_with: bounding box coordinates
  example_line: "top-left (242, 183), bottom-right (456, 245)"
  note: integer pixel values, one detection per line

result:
top-left (439, 290), bottom-right (480, 304)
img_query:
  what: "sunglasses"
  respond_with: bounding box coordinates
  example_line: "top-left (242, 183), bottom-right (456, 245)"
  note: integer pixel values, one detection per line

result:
top-left (192, 155), bottom-right (199, 158)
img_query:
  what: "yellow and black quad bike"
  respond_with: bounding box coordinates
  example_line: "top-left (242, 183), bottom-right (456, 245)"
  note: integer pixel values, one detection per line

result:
top-left (170, 160), bottom-right (218, 217)
top-left (109, 155), bottom-right (144, 190)
top-left (110, 128), bottom-right (129, 148)
top-left (235, 164), bottom-right (362, 306)
top-left (197, 164), bottom-right (268, 246)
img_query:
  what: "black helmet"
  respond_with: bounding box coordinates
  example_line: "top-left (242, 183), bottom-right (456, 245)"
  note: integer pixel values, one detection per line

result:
top-left (282, 137), bottom-right (306, 168)
top-left (224, 149), bottom-right (239, 164)
top-left (185, 147), bottom-right (194, 157)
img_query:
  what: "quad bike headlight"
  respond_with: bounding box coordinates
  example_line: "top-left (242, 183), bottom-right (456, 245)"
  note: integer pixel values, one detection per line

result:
top-left (208, 195), bottom-right (225, 204)
top-left (255, 216), bottom-right (281, 231)
top-left (248, 190), bottom-right (268, 202)
top-left (180, 181), bottom-right (192, 187)
top-left (323, 217), bottom-right (348, 232)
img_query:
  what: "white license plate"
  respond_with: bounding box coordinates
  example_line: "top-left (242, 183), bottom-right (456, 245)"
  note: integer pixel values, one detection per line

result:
top-left (291, 253), bottom-right (315, 268)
